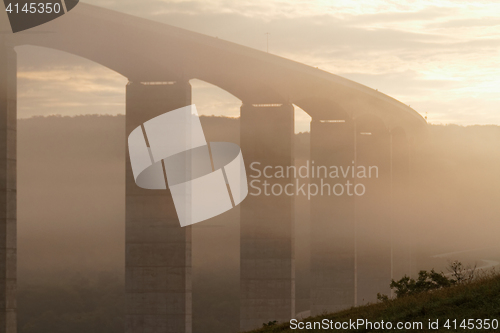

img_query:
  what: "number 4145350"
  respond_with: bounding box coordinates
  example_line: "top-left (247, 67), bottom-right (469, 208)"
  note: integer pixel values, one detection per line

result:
top-left (6, 2), bottom-right (62, 14)
top-left (444, 319), bottom-right (499, 330)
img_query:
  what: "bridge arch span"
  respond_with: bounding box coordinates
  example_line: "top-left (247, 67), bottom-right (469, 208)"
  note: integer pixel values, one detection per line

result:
top-left (4, 3), bottom-right (425, 137)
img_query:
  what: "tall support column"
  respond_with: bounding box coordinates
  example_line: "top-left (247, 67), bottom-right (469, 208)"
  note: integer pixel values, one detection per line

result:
top-left (407, 137), bottom-right (418, 277)
top-left (0, 44), bottom-right (17, 333)
top-left (355, 118), bottom-right (391, 305)
top-left (239, 103), bottom-right (295, 331)
top-left (310, 119), bottom-right (355, 315)
top-left (125, 81), bottom-right (192, 333)
top-left (391, 129), bottom-right (411, 280)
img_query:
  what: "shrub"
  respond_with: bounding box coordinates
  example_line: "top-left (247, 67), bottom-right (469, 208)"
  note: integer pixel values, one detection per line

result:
top-left (448, 260), bottom-right (477, 284)
top-left (263, 321), bottom-right (277, 327)
top-left (389, 269), bottom-right (456, 298)
top-left (379, 260), bottom-right (479, 301)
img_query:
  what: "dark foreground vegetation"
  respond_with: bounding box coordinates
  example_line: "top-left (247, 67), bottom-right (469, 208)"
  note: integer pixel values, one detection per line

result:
top-left (245, 270), bottom-right (500, 333)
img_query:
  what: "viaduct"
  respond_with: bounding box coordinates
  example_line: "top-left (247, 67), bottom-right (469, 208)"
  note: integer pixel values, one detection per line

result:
top-left (0, 3), bottom-right (426, 333)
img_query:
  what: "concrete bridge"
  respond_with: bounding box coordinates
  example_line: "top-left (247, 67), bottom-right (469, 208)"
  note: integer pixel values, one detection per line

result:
top-left (0, 3), bottom-right (426, 333)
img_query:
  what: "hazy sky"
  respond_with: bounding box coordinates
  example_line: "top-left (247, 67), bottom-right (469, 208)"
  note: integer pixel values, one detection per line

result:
top-left (13, 0), bottom-right (500, 132)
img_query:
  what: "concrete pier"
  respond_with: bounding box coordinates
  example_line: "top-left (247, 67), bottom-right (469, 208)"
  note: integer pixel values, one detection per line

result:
top-left (355, 116), bottom-right (392, 304)
top-left (239, 103), bottom-right (295, 331)
top-left (125, 81), bottom-right (192, 333)
top-left (391, 129), bottom-right (411, 280)
top-left (309, 119), bottom-right (355, 315)
top-left (0, 43), bottom-right (17, 333)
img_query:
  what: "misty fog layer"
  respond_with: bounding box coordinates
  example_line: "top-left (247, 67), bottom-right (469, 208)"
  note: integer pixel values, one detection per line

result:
top-left (17, 115), bottom-right (500, 333)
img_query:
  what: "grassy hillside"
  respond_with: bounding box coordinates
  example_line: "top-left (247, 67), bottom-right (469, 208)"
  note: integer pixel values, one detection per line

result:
top-left (245, 273), bottom-right (500, 332)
